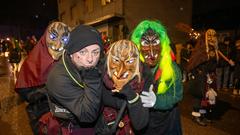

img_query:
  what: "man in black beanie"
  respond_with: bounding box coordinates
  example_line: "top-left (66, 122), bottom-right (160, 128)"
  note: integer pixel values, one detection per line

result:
top-left (43, 24), bottom-right (152, 135)
top-left (45, 24), bottom-right (103, 134)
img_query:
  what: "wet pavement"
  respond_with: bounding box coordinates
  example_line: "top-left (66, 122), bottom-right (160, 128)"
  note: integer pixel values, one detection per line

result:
top-left (180, 82), bottom-right (240, 135)
top-left (0, 55), bottom-right (240, 135)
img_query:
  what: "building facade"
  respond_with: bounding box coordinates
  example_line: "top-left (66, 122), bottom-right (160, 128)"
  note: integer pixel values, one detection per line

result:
top-left (58, 0), bottom-right (192, 43)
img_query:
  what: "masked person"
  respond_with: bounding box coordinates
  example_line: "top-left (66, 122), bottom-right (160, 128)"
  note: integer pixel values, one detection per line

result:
top-left (45, 24), bottom-right (105, 135)
top-left (131, 20), bottom-right (183, 135)
top-left (14, 22), bottom-right (70, 135)
top-left (15, 21), bottom-right (70, 102)
top-left (99, 39), bottom-right (150, 135)
top-left (187, 29), bottom-right (234, 125)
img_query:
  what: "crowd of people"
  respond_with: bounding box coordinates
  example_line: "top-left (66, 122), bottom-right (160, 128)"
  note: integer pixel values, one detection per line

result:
top-left (0, 36), bottom-right (37, 81)
top-left (180, 29), bottom-right (240, 96)
top-left (179, 28), bottom-right (240, 126)
top-left (1, 18), bottom-right (238, 135)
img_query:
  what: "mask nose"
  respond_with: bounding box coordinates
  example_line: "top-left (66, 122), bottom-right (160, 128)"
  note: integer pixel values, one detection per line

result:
top-left (115, 63), bottom-right (126, 79)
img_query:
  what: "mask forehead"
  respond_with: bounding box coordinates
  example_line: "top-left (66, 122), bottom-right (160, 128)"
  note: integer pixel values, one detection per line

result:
top-left (46, 22), bottom-right (70, 60)
top-left (111, 41), bottom-right (138, 61)
top-left (141, 29), bottom-right (159, 42)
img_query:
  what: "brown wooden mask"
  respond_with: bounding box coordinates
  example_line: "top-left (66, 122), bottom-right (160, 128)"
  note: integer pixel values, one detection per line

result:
top-left (46, 22), bottom-right (70, 60)
top-left (107, 40), bottom-right (140, 90)
top-left (140, 29), bottom-right (161, 67)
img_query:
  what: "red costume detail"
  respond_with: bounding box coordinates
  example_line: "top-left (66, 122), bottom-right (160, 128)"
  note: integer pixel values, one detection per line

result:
top-left (154, 69), bottom-right (162, 81)
top-left (155, 51), bottom-right (175, 81)
top-left (171, 51), bottom-right (176, 61)
top-left (15, 31), bottom-right (56, 90)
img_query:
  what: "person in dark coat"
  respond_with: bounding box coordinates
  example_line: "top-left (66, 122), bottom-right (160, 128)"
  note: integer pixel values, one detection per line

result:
top-left (46, 25), bottom-right (149, 135)
top-left (180, 41), bottom-right (193, 82)
top-left (232, 36), bottom-right (240, 95)
top-left (187, 29), bottom-right (235, 126)
top-left (187, 29), bottom-right (220, 126)
top-left (131, 20), bottom-right (183, 135)
top-left (100, 40), bottom-right (150, 135)
top-left (216, 36), bottom-right (235, 91)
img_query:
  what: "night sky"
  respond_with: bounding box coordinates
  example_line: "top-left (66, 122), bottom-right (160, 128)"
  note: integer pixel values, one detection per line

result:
top-left (0, 0), bottom-right (58, 28)
top-left (0, 0), bottom-right (240, 37)
top-left (192, 0), bottom-right (240, 30)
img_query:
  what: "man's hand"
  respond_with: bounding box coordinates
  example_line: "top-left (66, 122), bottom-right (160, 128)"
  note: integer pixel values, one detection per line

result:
top-left (229, 59), bottom-right (235, 66)
top-left (140, 84), bottom-right (156, 107)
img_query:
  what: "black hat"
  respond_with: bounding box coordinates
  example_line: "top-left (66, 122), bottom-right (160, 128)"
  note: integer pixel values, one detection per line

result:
top-left (65, 25), bottom-right (103, 54)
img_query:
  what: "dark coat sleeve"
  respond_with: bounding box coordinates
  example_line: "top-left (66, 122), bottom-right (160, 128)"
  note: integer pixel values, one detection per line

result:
top-left (46, 66), bottom-right (102, 123)
top-left (102, 86), bottom-right (123, 109)
top-left (127, 99), bottom-right (149, 130)
top-left (102, 85), bottom-right (149, 130)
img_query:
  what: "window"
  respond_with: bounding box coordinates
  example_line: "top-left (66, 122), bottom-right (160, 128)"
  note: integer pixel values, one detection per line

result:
top-left (101, 0), bottom-right (113, 6)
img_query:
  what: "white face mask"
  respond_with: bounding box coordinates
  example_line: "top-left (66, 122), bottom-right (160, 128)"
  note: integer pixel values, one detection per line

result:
top-left (71, 44), bottom-right (101, 69)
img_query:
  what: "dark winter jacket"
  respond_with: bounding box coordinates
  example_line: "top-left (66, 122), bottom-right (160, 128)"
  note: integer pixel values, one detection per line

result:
top-left (46, 52), bottom-right (103, 131)
top-left (99, 64), bottom-right (151, 135)
top-left (46, 52), bottom-right (149, 134)
top-left (142, 62), bottom-right (183, 135)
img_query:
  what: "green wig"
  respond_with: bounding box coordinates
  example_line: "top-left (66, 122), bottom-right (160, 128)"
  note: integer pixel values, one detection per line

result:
top-left (131, 20), bottom-right (176, 94)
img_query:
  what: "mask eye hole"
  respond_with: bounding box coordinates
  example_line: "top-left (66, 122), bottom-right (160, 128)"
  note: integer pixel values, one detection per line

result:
top-left (61, 36), bottom-right (69, 45)
top-left (141, 40), bottom-right (149, 46)
top-left (126, 58), bottom-right (135, 64)
top-left (152, 39), bottom-right (160, 45)
top-left (111, 56), bottom-right (120, 63)
top-left (49, 33), bottom-right (57, 40)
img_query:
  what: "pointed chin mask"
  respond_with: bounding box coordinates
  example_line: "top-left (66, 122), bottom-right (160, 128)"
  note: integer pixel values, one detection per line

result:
top-left (140, 29), bottom-right (161, 67)
top-left (46, 22), bottom-right (70, 60)
top-left (107, 40), bottom-right (140, 90)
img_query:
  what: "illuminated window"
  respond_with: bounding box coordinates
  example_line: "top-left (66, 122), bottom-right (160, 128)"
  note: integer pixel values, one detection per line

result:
top-left (101, 0), bottom-right (112, 6)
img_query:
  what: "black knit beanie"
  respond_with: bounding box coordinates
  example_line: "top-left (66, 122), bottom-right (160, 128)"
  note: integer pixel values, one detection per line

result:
top-left (65, 25), bottom-right (103, 54)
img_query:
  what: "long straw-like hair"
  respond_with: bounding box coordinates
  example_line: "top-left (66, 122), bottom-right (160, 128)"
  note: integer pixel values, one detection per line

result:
top-left (205, 29), bottom-right (219, 61)
top-left (131, 20), bottom-right (176, 94)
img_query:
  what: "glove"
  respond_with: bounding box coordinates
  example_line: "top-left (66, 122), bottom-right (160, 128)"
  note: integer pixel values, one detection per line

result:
top-left (80, 67), bottom-right (101, 79)
top-left (117, 82), bottom-right (137, 101)
top-left (140, 84), bottom-right (156, 107)
top-left (112, 76), bottom-right (138, 101)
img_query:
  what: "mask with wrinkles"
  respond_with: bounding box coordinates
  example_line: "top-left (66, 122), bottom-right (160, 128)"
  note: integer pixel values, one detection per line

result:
top-left (107, 40), bottom-right (140, 91)
top-left (46, 22), bottom-right (70, 60)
